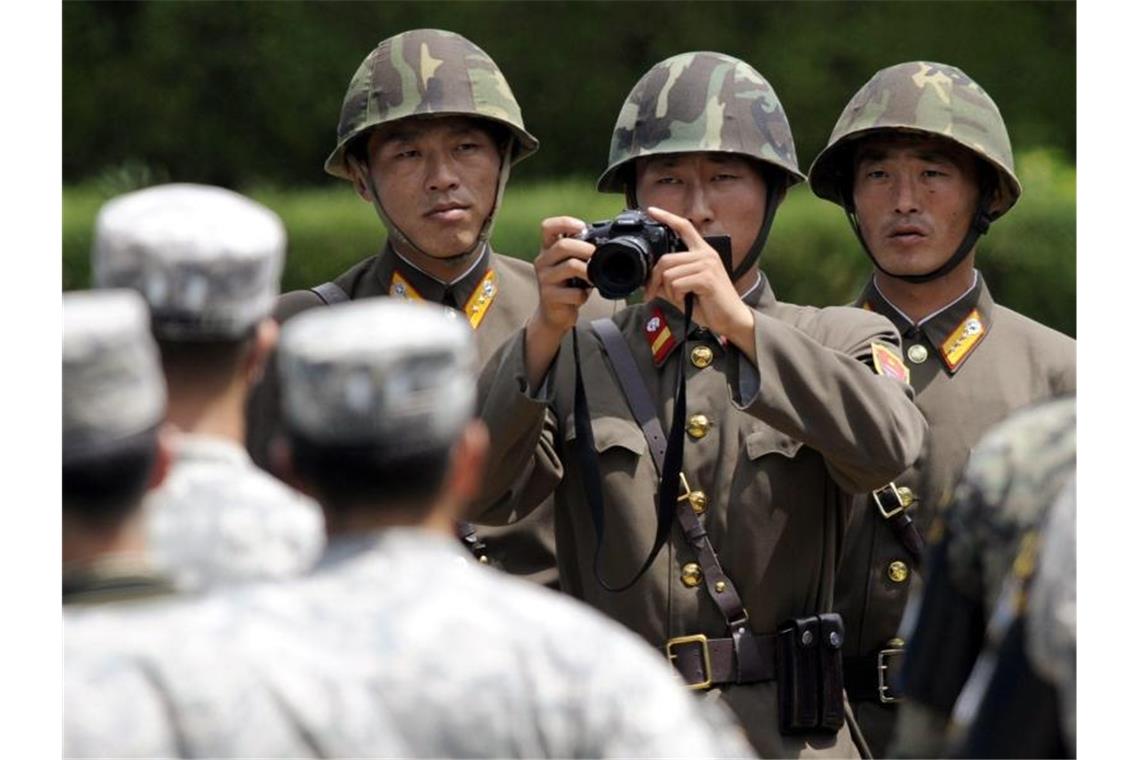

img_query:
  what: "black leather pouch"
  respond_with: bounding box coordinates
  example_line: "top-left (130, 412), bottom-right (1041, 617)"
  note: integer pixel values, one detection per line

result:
top-left (776, 615), bottom-right (821, 732)
top-left (776, 613), bottom-right (846, 735)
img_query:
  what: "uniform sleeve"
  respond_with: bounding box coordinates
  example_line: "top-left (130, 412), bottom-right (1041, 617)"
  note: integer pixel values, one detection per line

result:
top-left (470, 327), bottom-right (565, 524)
top-left (728, 307), bottom-right (927, 493)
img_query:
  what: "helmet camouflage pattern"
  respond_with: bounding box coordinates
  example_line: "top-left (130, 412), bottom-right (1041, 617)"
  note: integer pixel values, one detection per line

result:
top-left (325, 29), bottom-right (538, 180)
top-left (597, 52), bottom-right (806, 194)
top-left (809, 61), bottom-right (1022, 218)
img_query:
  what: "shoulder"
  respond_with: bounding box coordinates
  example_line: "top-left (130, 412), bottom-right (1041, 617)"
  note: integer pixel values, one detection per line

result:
top-left (490, 251), bottom-right (535, 280)
top-left (274, 256), bottom-right (383, 324)
top-left (772, 299), bottom-right (901, 350)
top-left (992, 304), bottom-right (1075, 354)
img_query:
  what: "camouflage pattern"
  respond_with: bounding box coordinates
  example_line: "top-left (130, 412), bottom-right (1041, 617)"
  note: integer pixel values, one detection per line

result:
top-left (145, 433), bottom-right (324, 592)
top-left (63, 290), bottom-right (165, 461)
top-left (278, 299), bottom-right (477, 448)
top-left (93, 184), bottom-right (285, 340)
top-left (1025, 474), bottom-right (1076, 747)
top-left (65, 530), bottom-right (754, 758)
top-left (809, 61), bottom-right (1022, 218)
top-left (324, 28), bottom-right (538, 180)
top-left (941, 396), bottom-right (1075, 613)
top-left (597, 52), bottom-right (806, 194)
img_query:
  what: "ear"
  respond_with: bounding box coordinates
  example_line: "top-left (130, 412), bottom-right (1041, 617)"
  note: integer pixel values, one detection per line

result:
top-left (347, 154), bottom-right (373, 203)
top-left (268, 435), bottom-right (311, 496)
top-left (148, 424), bottom-right (177, 491)
top-left (442, 420), bottom-right (489, 518)
top-left (245, 319), bottom-right (279, 385)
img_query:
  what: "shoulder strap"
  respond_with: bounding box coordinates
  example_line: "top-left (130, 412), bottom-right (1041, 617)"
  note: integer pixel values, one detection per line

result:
top-left (591, 318), bottom-right (667, 472)
top-left (309, 281), bottom-right (350, 305)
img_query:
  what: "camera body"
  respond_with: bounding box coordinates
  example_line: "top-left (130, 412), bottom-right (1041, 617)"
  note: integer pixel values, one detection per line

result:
top-left (578, 209), bottom-right (731, 299)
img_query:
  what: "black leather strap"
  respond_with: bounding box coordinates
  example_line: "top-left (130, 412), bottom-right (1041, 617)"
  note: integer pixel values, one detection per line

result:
top-left (873, 483), bottom-right (925, 566)
top-left (670, 631), bottom-right (778, 687)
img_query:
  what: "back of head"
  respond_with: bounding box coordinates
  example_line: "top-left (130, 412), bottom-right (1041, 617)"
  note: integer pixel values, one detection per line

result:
top-left (92, 183), bottom-right (285, 342)
top-left (63, 290), bottom-right (166, 521)
top-left (277, 299), bottom-right (477, 511)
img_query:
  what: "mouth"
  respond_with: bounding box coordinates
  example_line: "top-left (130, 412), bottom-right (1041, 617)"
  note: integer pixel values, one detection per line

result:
top-left (425, 203), bottom-right (471, 222)
top-left (887, 225), bottom-right (928, 245)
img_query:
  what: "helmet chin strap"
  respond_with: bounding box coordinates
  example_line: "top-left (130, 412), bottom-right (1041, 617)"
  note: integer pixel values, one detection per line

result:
top-left (841, 182), bottom-right (995, 284)
top-left (347, 135), bottom-right (516, 267)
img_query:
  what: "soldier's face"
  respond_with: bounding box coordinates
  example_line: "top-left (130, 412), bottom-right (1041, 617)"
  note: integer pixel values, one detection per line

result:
top-left (852, 136), bottom-right (982, 277)
top-left (362, 116), bottom-right (502, 258)
top-left (634, 152), bottom-right (766, 270)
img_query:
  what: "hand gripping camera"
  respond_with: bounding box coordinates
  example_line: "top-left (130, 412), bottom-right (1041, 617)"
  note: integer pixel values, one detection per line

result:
top-left (577, 209), bottom-right (732, 300)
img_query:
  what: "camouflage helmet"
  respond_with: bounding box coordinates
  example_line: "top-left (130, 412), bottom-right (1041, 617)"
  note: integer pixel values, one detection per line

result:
top-left (324, 29), bottom-right (538, 181)
top-left (597, 52), bottom-right (806, 195)
top-left (809, 61), bottom-right (1022, 218)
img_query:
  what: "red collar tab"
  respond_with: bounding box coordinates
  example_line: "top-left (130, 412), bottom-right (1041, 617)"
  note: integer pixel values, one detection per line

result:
top-left (644, 307), bottom-right (678, 367)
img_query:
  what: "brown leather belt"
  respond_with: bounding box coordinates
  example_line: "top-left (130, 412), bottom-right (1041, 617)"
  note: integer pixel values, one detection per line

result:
top-left (843, 647), bottom-right (905, 704)
top-left (666, 631), bottom-right (778, 689)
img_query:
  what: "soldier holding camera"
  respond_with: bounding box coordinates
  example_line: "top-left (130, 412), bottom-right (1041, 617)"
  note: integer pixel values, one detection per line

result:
top-left (476, 52), bottom-right (927, 757)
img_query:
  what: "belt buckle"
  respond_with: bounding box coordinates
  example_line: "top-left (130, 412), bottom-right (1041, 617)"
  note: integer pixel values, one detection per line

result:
top-left (665, 634), bottom-right (713, 690)
top-left (877, 647), bottom-right (905, 704)
top-left (872, 483), bottom-right (906, 520)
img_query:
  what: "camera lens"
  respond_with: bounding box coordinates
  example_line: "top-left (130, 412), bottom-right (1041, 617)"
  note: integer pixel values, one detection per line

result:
top-left (587, 236), bottom-right (653, 299)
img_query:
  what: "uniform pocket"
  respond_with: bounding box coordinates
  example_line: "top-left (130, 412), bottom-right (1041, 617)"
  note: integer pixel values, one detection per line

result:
top-left (565, 415), bottom-right (647, 456)
top-left (744, 427), bottom-right (804, 461)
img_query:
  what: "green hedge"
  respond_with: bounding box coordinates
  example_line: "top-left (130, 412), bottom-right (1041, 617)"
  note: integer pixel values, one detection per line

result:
top-left (62, 149), bottom-right (1075, 337)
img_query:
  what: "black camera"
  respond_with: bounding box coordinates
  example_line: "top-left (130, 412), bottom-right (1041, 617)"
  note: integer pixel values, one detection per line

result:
top-left (576, 209), bottom-right (731, 300)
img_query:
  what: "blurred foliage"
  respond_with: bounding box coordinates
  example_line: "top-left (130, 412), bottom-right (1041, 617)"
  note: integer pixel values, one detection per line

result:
top-left (64, 1), bottom-right (1075, 187)
top-left (63, 149), bottom-right (1075, 337)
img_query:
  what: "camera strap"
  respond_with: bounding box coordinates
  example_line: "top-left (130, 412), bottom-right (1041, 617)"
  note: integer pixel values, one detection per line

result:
top-left (572, 295), bottom-right (693, 592)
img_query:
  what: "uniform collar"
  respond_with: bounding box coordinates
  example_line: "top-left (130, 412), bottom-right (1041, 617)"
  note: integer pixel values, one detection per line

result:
top-left (642, 273), bottom-right (774, 367)
top-left (171, 433), bottom-right (251, 467)
top-left (62, 554), bottom-right (173, 604)
top-left (315, 527), bottom-right (470, 573)
top-left (376, 243), bottom-right (498, 328)
top-left (858, 271), bottom-right (994, 374)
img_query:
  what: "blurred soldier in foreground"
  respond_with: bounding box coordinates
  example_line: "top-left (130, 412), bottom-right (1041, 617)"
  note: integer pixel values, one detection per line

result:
top-left (808, 61), bottom-right (1077, 754)
top-left (891, 396), bottom-right (1076, 757)
top-left (63, 290), bottom-right (173, 605)
top-left (94, 183), bottom-right (323, 591)
top-left (475, 52), bottom-right (926, 757)
top-left (245, 28), bottom-right (611, 586)
top-left (947, 474), bottom-right (1076, 758)
top-left (65, 299), bottom-right (753, 758)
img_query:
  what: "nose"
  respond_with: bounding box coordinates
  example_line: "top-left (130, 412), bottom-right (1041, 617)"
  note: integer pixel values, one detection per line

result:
top-left (425, 152), bottom-right (460, 193)
top-left (893, 173), bottom-right (920, 215)
top-left (683, 184), bottom-right (715, 232)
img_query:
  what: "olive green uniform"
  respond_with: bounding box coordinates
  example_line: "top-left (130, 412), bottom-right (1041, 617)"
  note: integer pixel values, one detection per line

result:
top-left (475, 277), bottom-right (927, 757)
top-left (835, 273), bottom-right (1075, 752)
top-left (248, 243), bottom-right (614, 587)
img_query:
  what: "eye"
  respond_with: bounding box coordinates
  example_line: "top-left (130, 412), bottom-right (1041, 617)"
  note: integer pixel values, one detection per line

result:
top-left (921, 168), bottom-right (949, 178)
top-left (456, 141), bottom-right (481, 153)
top-left (653, 175), bottom-right (681, 185)
top-left (389, 148), bottom-right (419, 161)
top-left (711, 172), bottom-right (739, 182)
top-left (865, 169), bottom-right (888, 179)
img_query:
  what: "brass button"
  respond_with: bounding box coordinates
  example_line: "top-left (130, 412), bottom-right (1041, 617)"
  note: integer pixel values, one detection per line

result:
top-left (907, 344), bottom-right (929, 364)
top-left (714, 581), bottom-right (726, 593)
top-left (689, 490), bottom-right (708, 515)
top-left (686, 414), bottom-right (711, 439)
top-left (887, 560), bottom-right (909, 583)
top-left (690, 345), bottom-right (714, 369)
top-left (887, 637), bottom-right (905, 648)
top-left (896, 486), bottom-right (916, 508)
top-left (680, 562), bottom-right (703, 587)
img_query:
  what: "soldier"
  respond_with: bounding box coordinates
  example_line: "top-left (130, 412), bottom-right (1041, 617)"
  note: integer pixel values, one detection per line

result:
top-left (806, 61), bottom-right (1077, 754)
top-left (93, 183), bottom-right (324, 591)
top-left (63, 290), bottom-right (174, 605)
top-left (889, 395), bottom-right (1075, 757)
top-left (474, 52), bottom-right (927, 757)
top-left (65, 299), bottom-right (755, 759)
top-left (245, 28), bottom-right (612, 587)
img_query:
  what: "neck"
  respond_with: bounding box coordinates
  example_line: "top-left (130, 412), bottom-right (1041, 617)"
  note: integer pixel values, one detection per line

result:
top-left (392, 240), bottom-right (483, 285)
top-left (321, 499), bottom-right (457, 540)
top-left (734, 268), bottom-right (761, 297)
top-left (62, 511), bottom-right (147, 566)
top-left (873, 256), bottom-right (977, 323)
top-left (164, 379), bottom-right (248, 444)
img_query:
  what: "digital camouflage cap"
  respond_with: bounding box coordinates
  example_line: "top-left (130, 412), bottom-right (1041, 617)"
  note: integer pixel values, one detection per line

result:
top-left (597, 51), bottom-right (806, 195)
top-left (325, 29), bottom-right (538, 181)
top-left (809, 61), bottom-right (1021, 219)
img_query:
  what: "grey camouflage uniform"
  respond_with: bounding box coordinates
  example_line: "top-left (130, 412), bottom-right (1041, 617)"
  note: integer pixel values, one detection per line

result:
top-left (66, 298), bottom-right (753, 758)
top-left (892, 396), bottom-right (1076, 757)
top-left (94, 183), bottom-right (325, 591)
